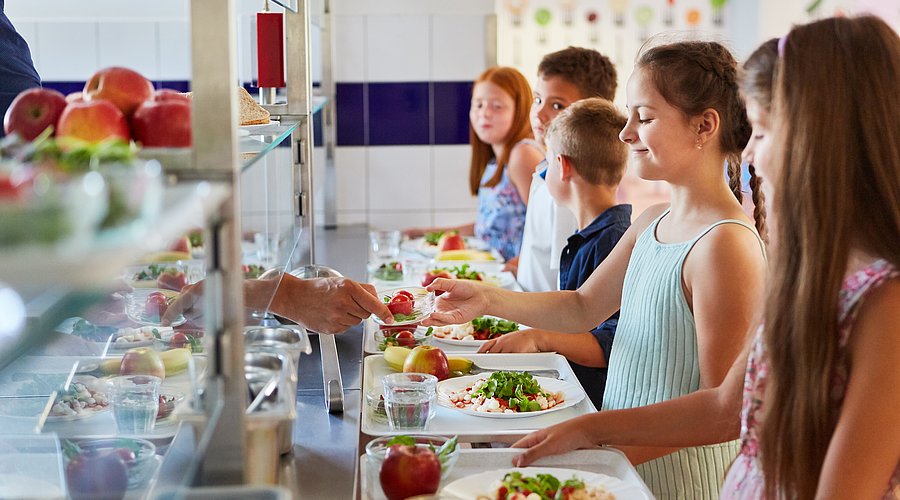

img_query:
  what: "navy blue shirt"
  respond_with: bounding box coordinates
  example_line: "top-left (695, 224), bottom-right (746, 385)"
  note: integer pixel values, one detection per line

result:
top-left (558, 203), bottom-right (631, 408)
top-left (0, 1), bottom-right (41, 136)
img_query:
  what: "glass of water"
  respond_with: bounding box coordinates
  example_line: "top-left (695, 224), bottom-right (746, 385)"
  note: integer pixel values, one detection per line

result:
top-left (382, 372), bottom-right (437, 431)
top-left (369, 229), bottom-right (402, 262)
top-left (110, 375), bottom-right (161, 434)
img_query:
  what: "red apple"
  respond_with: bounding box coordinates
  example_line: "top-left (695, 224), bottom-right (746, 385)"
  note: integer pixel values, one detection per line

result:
top-left (156, 269), bottom-right (188, 292)
top-left (421, 270), bottom-right (452, 287)
top-left (168, 235), bottom-right (192, 253)
top-left (83, 67), bottom-right (154, 118)
top-left (131, 90), bottom-right (192, 148)
top-left (378, 444), bottom-right (441, 500)
top-left (57, 100), bottom-right (130, 143)
top-left (438, 231), bottom-right (465, 251)
top-left (119, 347), bottom-right (165, 381)
top-left (3, 88), bottom-right (67, 141)
top-left (402, 345), bottom-right (450, 381)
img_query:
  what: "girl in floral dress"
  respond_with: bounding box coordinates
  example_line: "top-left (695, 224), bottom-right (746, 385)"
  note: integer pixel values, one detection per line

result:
top-left (500, 16), bottom-right (900, 499)
top-left (405, 67), bottom-right (544, 260)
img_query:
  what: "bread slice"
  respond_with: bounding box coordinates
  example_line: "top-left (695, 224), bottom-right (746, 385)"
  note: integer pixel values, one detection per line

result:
top-left (237, 86), bottom-right (270, 125)
top-left (180, 88), bottom-right (270, 126)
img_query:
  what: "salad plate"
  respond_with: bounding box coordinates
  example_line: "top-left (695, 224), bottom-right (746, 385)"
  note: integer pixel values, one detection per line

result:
top-left (441, 467), bottom-right (635, 499)
top-left (372, 286), bottom-right (435, 326)
top-left (431, 316), bottom-right (521, 347)
top-left (436, 373), bottom-right (584, 418)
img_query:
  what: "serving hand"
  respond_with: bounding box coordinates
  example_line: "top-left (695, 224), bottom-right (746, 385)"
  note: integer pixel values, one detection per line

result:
top-left (477, 329), bottom-right (544, 354)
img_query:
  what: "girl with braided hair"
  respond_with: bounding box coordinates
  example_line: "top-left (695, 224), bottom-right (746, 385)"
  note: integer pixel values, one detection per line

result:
top-left (424, 39), bottom-right (767, 499)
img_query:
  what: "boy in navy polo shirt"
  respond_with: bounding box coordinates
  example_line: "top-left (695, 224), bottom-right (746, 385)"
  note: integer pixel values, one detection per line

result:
top-left (478, 98), bottom-right (630, 408)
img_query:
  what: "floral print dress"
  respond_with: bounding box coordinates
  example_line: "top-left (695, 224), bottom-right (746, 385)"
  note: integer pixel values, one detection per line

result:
top-left (474, 141), bottom-right (540, 260)
top-left (721, 259), bottom-right (900, 499)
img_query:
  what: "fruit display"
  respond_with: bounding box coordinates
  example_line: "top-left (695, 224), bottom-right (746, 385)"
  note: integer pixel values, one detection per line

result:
top-left (100, 347), bottom-right (192, 378)
top-left (2, 88), bottom-right (67, 141)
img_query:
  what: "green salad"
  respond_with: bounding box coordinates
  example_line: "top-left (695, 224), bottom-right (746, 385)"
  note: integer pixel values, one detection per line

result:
top-left (423, 231), bottom-right (444, 245)
top-left (473, 371), bottom-right (549, 413)
top-left (498, 471), bottom-right (587, 500)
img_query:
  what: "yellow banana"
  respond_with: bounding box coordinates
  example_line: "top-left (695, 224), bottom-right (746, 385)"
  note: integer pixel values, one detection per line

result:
top-left (383, 346), bottom-right (411, 372)
top-left (447, 356), bottom-right (473, 374)
top-left (99, 358), bottom-right (122, 375)
top-left (159, 348), bottom-right (192, 376)
top-left (143, 251), bottom-right (192, 263)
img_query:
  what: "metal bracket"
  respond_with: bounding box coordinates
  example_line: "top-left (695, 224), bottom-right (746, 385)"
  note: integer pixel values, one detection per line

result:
top-left (320, 334), bottom-right (344, 414)
top-left (294, 138), bottom-right (305, 165)
top-left (294, 191), bottom-right (308, 218)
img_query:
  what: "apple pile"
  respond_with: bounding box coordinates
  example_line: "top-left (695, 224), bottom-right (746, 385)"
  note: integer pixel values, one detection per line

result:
top-left (3, 66), bottom-right (191, 148)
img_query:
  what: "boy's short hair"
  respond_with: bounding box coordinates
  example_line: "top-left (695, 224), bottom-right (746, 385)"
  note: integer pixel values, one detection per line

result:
top-left (538, 47), bottom-right (617, 101)
top-left (545, 98), bottom-right (627, 187)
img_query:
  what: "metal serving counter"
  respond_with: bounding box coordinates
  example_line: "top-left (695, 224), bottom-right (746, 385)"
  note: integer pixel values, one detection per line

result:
top-left (287, 224), bottom-right (369, 499)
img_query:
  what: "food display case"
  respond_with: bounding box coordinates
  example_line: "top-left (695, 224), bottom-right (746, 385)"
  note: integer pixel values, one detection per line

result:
top-left (0, 0), bottom-right (323, 497)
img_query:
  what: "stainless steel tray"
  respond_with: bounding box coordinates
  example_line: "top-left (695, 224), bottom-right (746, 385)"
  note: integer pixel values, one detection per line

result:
top-left (360, 353), bottom-right (596, 441)
top-left (360, 447), bottom-right (654, 500)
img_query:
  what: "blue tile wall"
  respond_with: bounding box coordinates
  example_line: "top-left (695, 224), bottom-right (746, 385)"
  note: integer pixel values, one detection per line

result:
top-left (367, 82), bottom-right (430, 146)
top-left (432, 81), bottom-right (473, 145)
top-left (334, 81), bottom-right (473, 147)
top-left (336, 82), bottom-right (366, 146)
top-left (43, 81), bottom-right (193, 95)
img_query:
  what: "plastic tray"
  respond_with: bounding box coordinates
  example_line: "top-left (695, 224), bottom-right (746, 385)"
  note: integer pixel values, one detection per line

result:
top-left (360, 353), bottom-right (596, 440)
top-left (360, 447), bottom-right (654, 500)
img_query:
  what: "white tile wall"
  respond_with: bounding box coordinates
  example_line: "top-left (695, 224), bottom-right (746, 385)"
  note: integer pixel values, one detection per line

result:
top-left (335, 147), bottom-right (367, 211)
top-left (333, 15), bottom-right (366, 82)
top-left (364, 15), bottom-right (430, 82)
top-left (367, 146), bottom-right (431, 211)
top-left (430, 15), bottom-right (488, 81)
top-left (12, 22), bottom-right (38, 71)
top-left (36, 22), bottom-right (98, 81)
top-left (431, 145), bottom-right (478, 211)
top-left (98, 22), bottom-right (159, 80)
top-left (433, 210), bottom-right (477, 227)
top-left (337, 211), bottom-right (368, 226)
top-left (332, 0), bottom-right (494, 16)
top-left (369, 211), bottom-right (431, 231)
top-left (157, 21), bottom-right (191, 80)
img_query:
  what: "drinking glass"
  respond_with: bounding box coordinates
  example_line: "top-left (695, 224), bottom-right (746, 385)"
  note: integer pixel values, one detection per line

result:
top-left (110, 375), bottom-right (161, 434)
top-left (369, 230), bottom-right (402, 262)
top-left (381, 372), bottom-right (437, 431)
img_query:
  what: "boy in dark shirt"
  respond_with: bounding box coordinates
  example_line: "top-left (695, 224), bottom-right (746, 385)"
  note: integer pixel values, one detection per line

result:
top-left (478, 98), bottom-right (630, 408)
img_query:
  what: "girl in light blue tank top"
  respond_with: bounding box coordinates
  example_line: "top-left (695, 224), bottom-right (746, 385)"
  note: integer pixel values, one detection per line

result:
top-left (604, 210), bottom-right (766, 498)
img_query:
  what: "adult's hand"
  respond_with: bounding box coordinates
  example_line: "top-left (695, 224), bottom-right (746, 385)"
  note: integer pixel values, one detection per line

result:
top-left (161, 281), bottom-right (205, 326)
top-left (510, 414), bottom-right (597, 467)
top-left (271, 275), bottom-right (392, 334)
top-left (477, 329), bottom-right (544, 354)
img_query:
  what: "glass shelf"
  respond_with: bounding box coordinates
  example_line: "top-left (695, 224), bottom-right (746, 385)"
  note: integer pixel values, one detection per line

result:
top-left (239, 120), bottom-right (301, 173)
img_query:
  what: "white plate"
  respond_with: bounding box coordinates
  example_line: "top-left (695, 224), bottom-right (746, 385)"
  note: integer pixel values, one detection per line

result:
top-left (431, 317), bottom-right (521, 347)
top-left (372, 286), bottom-right (435, 326)
top-left (437, 374), bottom-right (584, 418)
top-left (441, 466), bottom-right (636, 499)
top-left (402, 236), bottom-right (490, 257)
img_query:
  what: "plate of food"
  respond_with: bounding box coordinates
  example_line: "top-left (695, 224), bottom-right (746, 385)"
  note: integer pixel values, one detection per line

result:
top-left (124, 288), bottom-right (186, 327)
top-left (431, 316), bottom-right (520, 347)
top-left (46, 376), bottom-right (111, 422)
top-left (99, 326), bottom-right (175, 350)
top-left (373, 287), bottom-right (435, 326)
top-left (420, 263), bottom-right (514, 289)
top-left (372, 261), bottom-right (404, 282)
top-left (373, 325), bottom-right (433, 351)
top-left (441, 467), bottom-right (632, 500)
top-left (403, 231), bottom-right (490, 257)
top-left (437, 371), bottom-right (584, 418)
top-left (123, 263), bottom-right (198, 291)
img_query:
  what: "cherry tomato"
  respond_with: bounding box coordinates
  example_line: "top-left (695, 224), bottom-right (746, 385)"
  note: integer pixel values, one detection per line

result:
top-left (169, 332), bottom-right (190, 349)
top-left (144, 294), bottom-right (169, 319)
top-left (387, 294), bottom-right (413, 316)
top-left (395, 290), bottom-right (415, 301)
